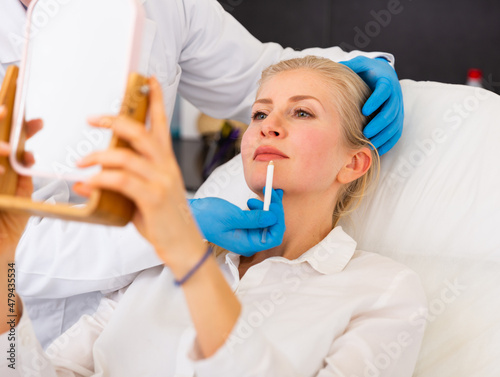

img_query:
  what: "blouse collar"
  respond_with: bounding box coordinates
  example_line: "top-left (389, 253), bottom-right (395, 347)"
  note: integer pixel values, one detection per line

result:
top-left (224, 226), bottom-right (357, 276)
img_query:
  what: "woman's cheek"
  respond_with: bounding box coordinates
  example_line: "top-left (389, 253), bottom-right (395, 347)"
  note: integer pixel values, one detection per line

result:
top-left (240, 128), bottom-right (250, 150)
top-left (240, 129), bottom-right (260, 193)
top-left (309, 131), bottom-right (339, 161)
top-left (240, 128), bottom-right (256, 161)
top-left (295, 133), bottom-right (339, 183)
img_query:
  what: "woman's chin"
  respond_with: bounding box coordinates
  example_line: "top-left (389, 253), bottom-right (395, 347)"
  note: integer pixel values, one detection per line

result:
top-left (248, 183), bottom-right (265, 197)
top-left (245, 170), bottom-right (284, 197)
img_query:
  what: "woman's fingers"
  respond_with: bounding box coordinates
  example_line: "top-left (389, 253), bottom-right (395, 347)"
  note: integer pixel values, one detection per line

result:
top-left (85, 77), bottom-right (175, 166)
top-left (72, 181), bottom-right (93, 197)
top-left (0, 105), bottom-right (42, 138)
top-left (87, 115), bottom-right (159, 162)
top-left (1, 108), bottom-right (10, 174)
top-left (75, 147), bottom-right (183, 203)
top-left (25, 118), bottom-right (44, 139)
top-left (77, 148), bottom-right (159, 182)
top-left (0, 107), bottom-right (43, 139)
top-left (0, 141), bottom-right (10, 156)
top-left (149, 77), bottom-right (173, 152)
top-left (15, 175), bottom-right (34, 198)
top-left (87, 115), bottom-right (115, 128)
top-left (76, 169), bottom-right (149, 205)
top-left (76, 79), bottom-right (186, 216)
top-left (0, 139), bottom-right (33, 196)
top-left (22, 151), bottom-right (35, 167)
top-left (0, 141), bottom-right (9, 174)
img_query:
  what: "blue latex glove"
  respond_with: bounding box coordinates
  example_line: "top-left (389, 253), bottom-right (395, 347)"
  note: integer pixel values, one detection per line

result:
top-left (189, 188), bottom-right (285, 257)
top-left (339, 56), bottom-right (404, 156)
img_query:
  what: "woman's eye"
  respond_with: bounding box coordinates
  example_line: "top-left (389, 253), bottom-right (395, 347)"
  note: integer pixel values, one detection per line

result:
top-left (252, 112), bottom-right (267, 120)
top-left (295, 109), bottom-right (312, 118)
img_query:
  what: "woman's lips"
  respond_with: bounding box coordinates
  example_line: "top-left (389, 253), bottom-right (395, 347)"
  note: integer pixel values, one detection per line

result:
top-left (253, 146), bottom-right (289, 161)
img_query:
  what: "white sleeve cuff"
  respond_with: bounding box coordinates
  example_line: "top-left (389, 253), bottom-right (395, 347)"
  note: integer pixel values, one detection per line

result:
top-left (0, 303), bottom-right (55, 376)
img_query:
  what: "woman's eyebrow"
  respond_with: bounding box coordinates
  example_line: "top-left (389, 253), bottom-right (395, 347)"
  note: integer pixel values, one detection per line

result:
top-left (254, 95), bottom-right (324, 109)
top-left (288, 95), bottom-right (324, 110)
top-left (254, 98), bottom-right (273, 105)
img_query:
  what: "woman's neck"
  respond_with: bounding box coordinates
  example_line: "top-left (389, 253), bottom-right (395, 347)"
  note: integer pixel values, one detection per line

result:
top-left (239, 190), bottom-right (337, 277)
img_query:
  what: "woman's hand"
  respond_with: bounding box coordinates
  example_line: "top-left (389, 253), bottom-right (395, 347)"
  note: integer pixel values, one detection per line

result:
top-left (76, 79), bottom-right (243, 357)
top-left (0, 105), bottom-right (42, 254)
top-left (74, 78), bottom-right (207, 276)
top-left (0, 106), bottom-right (42, 331)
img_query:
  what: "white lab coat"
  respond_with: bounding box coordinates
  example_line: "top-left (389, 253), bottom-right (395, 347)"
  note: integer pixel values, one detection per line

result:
top-left (0, 0), bottom-right (25, 79)
top-left (1, 0), bottom-right (395, 347)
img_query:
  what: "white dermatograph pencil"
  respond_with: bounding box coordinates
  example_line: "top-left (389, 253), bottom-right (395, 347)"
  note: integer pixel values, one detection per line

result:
top-left (261, 161), bottom-right (274, 243)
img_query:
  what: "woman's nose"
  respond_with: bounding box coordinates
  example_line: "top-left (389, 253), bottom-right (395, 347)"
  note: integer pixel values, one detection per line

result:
top-left (260, 115), bottom-right (286, 138)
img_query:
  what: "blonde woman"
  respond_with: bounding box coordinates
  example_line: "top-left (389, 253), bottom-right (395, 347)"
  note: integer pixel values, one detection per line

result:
top-left (0, 57), bottom-right (426, 376)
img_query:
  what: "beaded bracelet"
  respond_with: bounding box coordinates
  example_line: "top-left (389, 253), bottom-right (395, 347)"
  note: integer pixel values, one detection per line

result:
top-left (174, 246), bottom-right (213, 286)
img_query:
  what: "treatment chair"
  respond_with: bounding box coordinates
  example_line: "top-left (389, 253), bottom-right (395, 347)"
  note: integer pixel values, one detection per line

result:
top-left (194, 79), bottom-right (500, 377)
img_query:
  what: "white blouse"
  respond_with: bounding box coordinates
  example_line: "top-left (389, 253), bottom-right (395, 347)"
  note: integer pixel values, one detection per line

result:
top-left (2, 227), bottom-right (428, 376)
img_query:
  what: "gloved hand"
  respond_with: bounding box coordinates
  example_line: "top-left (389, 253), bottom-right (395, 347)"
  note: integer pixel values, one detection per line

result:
top-left (189, 188), bottom-right (285, 257)
top-left (339, 56), bottom-right (404, 156)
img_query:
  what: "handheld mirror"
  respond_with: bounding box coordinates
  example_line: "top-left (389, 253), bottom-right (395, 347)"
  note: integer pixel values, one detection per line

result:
top-left (0, 0), bottom-right (149, 225)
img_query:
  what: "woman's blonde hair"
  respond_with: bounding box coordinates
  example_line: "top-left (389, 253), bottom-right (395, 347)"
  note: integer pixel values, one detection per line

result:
top-left (258, 56), bottom-right (380, 228)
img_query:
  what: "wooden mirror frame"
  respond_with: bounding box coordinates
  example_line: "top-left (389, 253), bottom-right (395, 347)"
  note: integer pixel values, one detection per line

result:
top-left (0, 66), bottom-right (149, 226)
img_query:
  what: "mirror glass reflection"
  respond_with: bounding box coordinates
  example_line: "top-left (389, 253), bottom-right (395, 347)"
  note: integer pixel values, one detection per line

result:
top-left (11, 0), bottom-right (141, 203)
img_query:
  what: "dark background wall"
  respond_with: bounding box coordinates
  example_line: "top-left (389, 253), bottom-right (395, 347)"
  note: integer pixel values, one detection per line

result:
top-left (218, 0), bottom-right (500, 93)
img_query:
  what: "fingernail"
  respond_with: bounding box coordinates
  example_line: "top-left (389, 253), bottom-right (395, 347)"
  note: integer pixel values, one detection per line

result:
top-left (73, 182), bottom-right (92, 197)
top-left (87, 116), bottom-right (113, 127)
top-left (101, 117), bottom-right (114, 127)
top-left (0, 105), bottom-right (6, 114)
top-left (75, 157), bottom-right (86, 167)
top-left (150, 76), bottom-right (160, 89)
top-left (87, 116), bottom-right (102, 124)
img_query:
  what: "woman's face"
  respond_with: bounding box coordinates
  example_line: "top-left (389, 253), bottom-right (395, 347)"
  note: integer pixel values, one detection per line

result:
top-left (241, 68), bottom-right (349, 197)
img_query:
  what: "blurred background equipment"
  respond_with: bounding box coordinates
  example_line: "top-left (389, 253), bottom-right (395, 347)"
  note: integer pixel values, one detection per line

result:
top-left (465, 68), bottom-right (484, 87)
top-left (172, 103), bottom-right (247, 192)
top-left (197, 114), bottom-right (247, 180)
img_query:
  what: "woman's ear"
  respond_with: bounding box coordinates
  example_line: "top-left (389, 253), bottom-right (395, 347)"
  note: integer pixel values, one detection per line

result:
top-left (337, 147), bottom-right (372, 184)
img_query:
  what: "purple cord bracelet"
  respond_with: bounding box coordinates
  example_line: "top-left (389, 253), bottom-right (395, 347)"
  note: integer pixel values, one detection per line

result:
top-left (174, 246), bottom-right (213, 286)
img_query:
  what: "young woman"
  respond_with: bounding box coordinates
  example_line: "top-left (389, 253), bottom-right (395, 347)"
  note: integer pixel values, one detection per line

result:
top-left (0, 56), bottom-right (427, 376)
